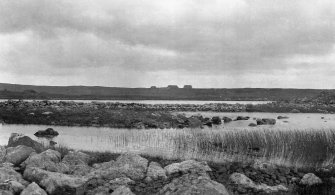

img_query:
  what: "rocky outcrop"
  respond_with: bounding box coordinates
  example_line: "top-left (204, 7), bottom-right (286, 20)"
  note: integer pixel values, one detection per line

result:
top-left (256, 118), bottom-right (276, 125)
top-left (145, 162), bottom-right (167, 182)
top-left (34, 128), bottom-right (59, 138)
top-left (0, 166), bottom-right (28, 187)
top-left (164, 160), bottom-right (211, 176)
top-left (3, 145), bottom-right (35, 166)
top-left (300, 173), bottom-right (322, 186)
top-left (7, 133), bottom-right (43, 152)
top-left (159, 173), bottom-right (229, 195)
top-left (23, 167), bottom-right (88, 195)
top-left (229, 173), bottom-right (288, 194)
top-left (21, 182), bottom-right (47, 195)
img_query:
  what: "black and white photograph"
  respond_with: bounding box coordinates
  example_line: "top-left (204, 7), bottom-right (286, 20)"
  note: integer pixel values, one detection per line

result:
top-left (1, 0), bottom-right (335, 194)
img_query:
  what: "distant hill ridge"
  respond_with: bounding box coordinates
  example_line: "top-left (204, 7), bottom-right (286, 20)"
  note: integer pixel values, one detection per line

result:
top-left (0, 83), bottom-right (333, 101)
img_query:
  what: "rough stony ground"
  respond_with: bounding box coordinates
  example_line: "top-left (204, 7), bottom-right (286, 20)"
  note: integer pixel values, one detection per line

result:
top-left (0, 133), bottom-right (334, 195)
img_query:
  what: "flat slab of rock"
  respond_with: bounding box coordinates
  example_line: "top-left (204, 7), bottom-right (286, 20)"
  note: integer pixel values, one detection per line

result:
top-left (3, 145), bottom-right (35, 166)
top-left (23, 167), bottom-right (88, 195)
top-left (158, 173), bottom-right (229, 195)
top-left (21, 182), bottom-right (47, 195)
top-left (164, 160), bottom-right (212, 176)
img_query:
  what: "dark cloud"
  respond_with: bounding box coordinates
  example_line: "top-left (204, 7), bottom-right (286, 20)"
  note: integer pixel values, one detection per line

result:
top-left (0, 0), bottom-right (335, 88)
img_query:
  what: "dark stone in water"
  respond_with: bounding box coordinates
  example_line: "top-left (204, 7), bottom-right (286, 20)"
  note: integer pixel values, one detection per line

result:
top-left (34, 128), bottom-right (59, 137)
top-left (211, 116), bottom-right (222, 125)
top-left (222, 117), bottom-right (232, 123)
top-left (236, 116), bottom-right (250, 121)
top-left (256, 118), bottom-right (276, 125)
top-left (248, 123), bottom-right (257, 127)
top-left (277, 116), bottom-right (289, 119)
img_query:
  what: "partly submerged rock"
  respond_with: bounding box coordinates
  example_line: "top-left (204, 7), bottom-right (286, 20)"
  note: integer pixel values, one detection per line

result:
top-left (23, 167), bottom-right (88, 195)
top-left (34, 128), bottom-right (59, 138)
top-left (300, 173), bottom-right (322, 186)
top-left (222, 117), bottom-right (232, 123)
top-left (158, 173), bottom-right (229, 195)
top-left (236, 116), bottom-right (250, 121)
top-left (277, 116), bottom-right (289, 119)
top-left (248, 123), bottom-right (257, 127)
top-left (229, 172), bottom-right (288, 194)
top-left (211, 116), bottom-right (222, 125)
top-left (256, 118), bottom-right (276, 125)
top-left (164, 160), bottom-right (211, 176)
top-left (145, 161), bottom-right (167, 182)
top-left (7, 133), bottom-right (43, 152)
top-left (21, 182), bottom-right (47, 195)
top-left (3, 145), bottom-right (35, 166)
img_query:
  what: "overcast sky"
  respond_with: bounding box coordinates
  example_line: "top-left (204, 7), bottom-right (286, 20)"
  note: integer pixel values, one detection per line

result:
top-left (1, 0), bottom-right (335, 88)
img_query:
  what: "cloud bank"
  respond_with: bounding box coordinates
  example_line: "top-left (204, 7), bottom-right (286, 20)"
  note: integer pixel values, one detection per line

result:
top-left (0, 0), bottom-right (335, 88)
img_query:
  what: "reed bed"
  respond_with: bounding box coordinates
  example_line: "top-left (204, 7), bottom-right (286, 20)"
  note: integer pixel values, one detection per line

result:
top-left (173, 128), bottom-right (335, 168)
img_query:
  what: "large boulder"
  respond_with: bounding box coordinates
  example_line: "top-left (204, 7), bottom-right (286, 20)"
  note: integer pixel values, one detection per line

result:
top-left (300, 173), bottom-right (322, 186)
top-left (23, 167), bottom-right (88, 195)
top-left (21, 182), bottom-right (47, 195)
top-left (229, 173), bottom-right (288, 194)
top-left (21, 149), bottom-right (69, 173)
top-left (88, 153), bottom-right (148, 181)
top-left (61, 151), bottom-right (92, 176)
top-left (145, 162), bottom-right (167, 182)
top-left (256, 118), bottom-right (276, 125)
top-left (164, 160), bottom-right (211, 176)
top-left (34, 128), bottom-right (59, 138)
top-left (158, 173), bottom-right (229, 195)
top-left (3, 145), bottom-right (35, 166)
top-left (7, 133), bottom-right (43, 152)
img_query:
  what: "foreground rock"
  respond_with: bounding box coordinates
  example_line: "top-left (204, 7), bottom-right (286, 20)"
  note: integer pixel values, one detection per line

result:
top-left (145, 161), bottom-right (167, 182)
top-left (62, 151), bottom-right (92, 176)
top-left (34, 128), bottom-right (59, 137)
top-left (164, 160), bottom-right (212, 176)
top-left (159, 173), bottom-right (229, 195)
top-left (111, 186), bottom-right (135, 195)
top-left (21, 149), bottom-right (69, 173)
top-left (0, 180), bottom-right (25, 194)
top-left (88, 153), bottom-right (148, 181)
top-left (7, 133), bottom-right (43, 152)
top-left (23, 167), bottom-right (88, 195)
top-left (21, 182), bottom-right (47, 195)
top-left (0, 166), bottom-right (28, 186)
top-left (3, 145), bottom-right (35, 166)
top-left (229, 172), bottom-right (288, 194)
